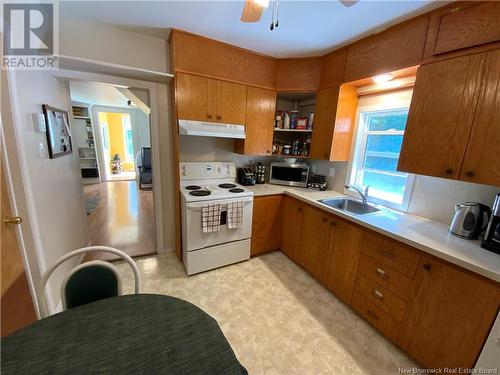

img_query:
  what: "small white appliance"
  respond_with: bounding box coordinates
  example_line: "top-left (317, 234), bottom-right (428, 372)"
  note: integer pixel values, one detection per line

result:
top-left (180, 162), bottom-right (254, 275)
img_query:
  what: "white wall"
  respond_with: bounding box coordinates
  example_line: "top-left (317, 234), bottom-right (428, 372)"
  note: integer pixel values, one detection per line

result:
top-left (6, 69), bottom-right (88, 312)
top-left (59, 18), bottom-right (169, 73)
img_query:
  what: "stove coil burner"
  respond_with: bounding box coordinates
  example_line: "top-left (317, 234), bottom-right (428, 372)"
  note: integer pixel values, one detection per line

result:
top-left (218, 183), bottom-right (237, 189)
top-left (229, 188), bottom-right (245, 193)
top-left (185, 185), bottom-right (201, 191)
top-left (189, 190), bottom-right (211, 196)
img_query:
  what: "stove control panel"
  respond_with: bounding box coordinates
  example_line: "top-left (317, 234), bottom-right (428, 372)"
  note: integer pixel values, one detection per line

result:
top-left (180, 162), bottom-right (236, 180)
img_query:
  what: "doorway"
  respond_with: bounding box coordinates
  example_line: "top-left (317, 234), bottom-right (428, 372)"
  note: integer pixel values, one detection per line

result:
top-left (69, 81), bottom-right (157, 261)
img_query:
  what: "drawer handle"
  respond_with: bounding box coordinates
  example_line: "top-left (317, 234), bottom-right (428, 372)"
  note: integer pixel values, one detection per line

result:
top-left (380, 250), bottom-right (395, 259)
top-left (373, 290), bottom-right (384, 300)
top-left (366, 309), bottom-right (379, 321)
top-left (423, 263), bottom-right (432, 272)
top-left (376, 268), bottom-right (388, 279)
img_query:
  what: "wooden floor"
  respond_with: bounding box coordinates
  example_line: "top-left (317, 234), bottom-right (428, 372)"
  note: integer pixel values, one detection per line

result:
top-left (84, 181), bottom-right (156, 261)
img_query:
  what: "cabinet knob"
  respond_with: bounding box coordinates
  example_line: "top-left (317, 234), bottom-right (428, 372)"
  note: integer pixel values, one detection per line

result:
top-left (207, 114), bottom-right (212, 119)
top-left (322, 217), bottom-right (328, 222)
top-left (266, 150), bottom-right (271, 154)
top-left (324, 153), bottom-right (329, 159)
top-left (216, 115), bottom-right (222, 120)
top-left (423, 263), bottom-right (432, 272)
top-left (330, 221), bottom-right (336, 226)
top-left (445, 168), bottom-right (453, 175)
top-left (298, 207), bottom-right (302, 212)
top-left (465, 171), bottom-right (475, 178)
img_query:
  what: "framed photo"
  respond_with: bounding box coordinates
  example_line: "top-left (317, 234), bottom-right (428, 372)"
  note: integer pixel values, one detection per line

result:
top-left (42, 105), bottom-right (73, 159)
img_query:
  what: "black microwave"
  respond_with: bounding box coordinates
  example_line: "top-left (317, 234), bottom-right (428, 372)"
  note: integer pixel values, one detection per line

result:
top-left (270, 162), bottom-right (309, 188)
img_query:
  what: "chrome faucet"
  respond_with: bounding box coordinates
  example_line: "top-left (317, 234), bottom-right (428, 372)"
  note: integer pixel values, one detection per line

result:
top-left (345, 184), bottom-right (369, 204)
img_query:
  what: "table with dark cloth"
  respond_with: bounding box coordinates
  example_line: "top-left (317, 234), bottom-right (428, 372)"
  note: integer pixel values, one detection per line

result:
top-left (1, 294), bottom-right (247, 374)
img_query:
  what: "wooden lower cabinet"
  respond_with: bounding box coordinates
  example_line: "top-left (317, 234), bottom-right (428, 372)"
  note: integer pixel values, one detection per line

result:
top-left (280, 197), bottom-right (304, 262)
top-left (251, 195), bottom-right (282, 256)
top-left (254, 195), bottom-right (500, 370)
top-left (399, 255), bottom-right (500, 369)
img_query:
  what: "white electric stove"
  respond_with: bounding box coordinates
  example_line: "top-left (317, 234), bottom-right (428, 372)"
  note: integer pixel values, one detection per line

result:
top-left (180, 162), bottom-right (254, 275)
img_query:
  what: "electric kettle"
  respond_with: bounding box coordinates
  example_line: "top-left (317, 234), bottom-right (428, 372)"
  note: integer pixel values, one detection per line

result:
top-left (449, 202), bottom-right (491, 239)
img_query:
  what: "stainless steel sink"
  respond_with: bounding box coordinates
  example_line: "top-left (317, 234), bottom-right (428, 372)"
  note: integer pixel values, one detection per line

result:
top-left (318, 197), bottom-right (382, 216)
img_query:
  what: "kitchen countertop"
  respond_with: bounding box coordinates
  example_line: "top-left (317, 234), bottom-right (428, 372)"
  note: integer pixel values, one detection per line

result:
top-left (246, 184), bottom-right (500, 283)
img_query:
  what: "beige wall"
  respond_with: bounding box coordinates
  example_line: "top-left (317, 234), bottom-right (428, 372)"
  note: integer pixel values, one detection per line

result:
top-left (59, 18), bottom-right (169, 73)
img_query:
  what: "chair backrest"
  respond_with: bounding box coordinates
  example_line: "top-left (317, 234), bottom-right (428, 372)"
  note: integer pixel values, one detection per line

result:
top-left (40, 246), bottom-right (141, 317)
top-left (62, 260), bottom-right (121, 309)
top-left (141, 147), bottom-right (152, 170)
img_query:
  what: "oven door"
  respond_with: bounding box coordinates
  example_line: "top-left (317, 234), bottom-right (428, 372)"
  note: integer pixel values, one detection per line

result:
top-left (182, 196), bottom-right (253, 251)
top-left (270, 163), bottom-right (309, 187)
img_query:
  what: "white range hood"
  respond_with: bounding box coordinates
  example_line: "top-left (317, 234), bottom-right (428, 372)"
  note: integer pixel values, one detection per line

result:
top-left (178, 119), bottom-right (245, 139)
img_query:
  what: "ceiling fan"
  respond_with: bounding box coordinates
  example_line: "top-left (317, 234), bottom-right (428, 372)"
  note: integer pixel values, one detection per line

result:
top-left (241, 0), bottom-right (359, 24)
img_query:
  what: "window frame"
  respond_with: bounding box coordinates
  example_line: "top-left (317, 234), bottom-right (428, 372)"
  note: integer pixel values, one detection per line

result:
top-left (121, 115), bottom-right (134, 164)
top-left (345, 95), bottom-right (415, 212)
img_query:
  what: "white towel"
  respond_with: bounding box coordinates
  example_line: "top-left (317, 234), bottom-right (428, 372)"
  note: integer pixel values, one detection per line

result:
top-left (202, 203), bottom-right (221, 233)
top-left (227, 202), bottom-right (244, 229)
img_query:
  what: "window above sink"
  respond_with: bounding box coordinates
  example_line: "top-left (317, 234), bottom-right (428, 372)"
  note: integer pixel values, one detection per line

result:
top-left (346, 89), bottom-right (415, 211)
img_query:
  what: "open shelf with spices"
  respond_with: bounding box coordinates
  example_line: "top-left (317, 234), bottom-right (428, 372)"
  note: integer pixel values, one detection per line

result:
top-left (273, 93), bottom-right (316, 158)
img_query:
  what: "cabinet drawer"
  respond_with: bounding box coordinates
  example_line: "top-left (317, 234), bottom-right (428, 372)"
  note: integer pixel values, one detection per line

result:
top-left (351, 292), bottom-right (401, 343)
top-left (354, 274), bottom-right (406, 322)
top-left (362, 232), bottom-right (419, 277)
top-left (357, 254), bottom-right (414, 300)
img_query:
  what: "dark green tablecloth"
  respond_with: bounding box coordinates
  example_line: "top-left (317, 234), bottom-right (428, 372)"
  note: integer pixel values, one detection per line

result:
top-left (1, 294), bottom-right (247, 374)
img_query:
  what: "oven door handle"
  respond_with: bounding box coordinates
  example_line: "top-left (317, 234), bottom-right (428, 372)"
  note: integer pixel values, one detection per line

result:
top-left (186, 200), bottom-right (253, 211)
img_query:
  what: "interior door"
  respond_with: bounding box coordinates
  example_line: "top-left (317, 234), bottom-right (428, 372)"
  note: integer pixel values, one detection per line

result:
top-left (1, 163), bottom-right (36, 337)
top-left (397, 53), bottom-right (485, 179)
top-left (99, 120), bottom-right (111, 181)
top-left (459, 50), bottom-right (500, 186)
top-left (309, 87), bottom-right (340, 160)
top-left (215, 80), bottom-right (247, 125)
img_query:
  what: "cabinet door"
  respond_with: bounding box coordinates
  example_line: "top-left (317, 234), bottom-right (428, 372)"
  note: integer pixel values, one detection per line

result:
top-left (460, 50), bottom-right (500, 186)
top-left (399, 255), bottom-right (500, 369)
top-left (176, 73), bottom-right (213, 122)
top-left (251, 195), bottom-right (282, 256)
top-left (397, 54), bottom-right (485, 179)
top-left (309, 87), bottom-right (339, 160)
top-left (322, 219), bottom-right (363, 304)
top-left (297, 206), bottom-right (330, 277)
top-left (215, 80), bottom-right (247, 125)
top-left (236, 87), bottom-right (276, 155)
top-left (281, 197), bottom-right (304, 262)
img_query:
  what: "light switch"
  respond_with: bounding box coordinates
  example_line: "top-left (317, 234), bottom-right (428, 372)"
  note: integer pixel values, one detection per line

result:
top-left (329, 167), bottom-right (335, 177)
top-left (38, 142), bottom-right (45, 158)
top-left (33, 113), bottom-right (46, 132)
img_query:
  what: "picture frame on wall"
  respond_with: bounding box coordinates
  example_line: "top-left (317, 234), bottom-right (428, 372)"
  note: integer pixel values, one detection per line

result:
top-left (42, 104), bottom-right (73, 159)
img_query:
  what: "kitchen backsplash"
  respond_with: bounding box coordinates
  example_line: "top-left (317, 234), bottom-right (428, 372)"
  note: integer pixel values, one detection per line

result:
top-left (179, 135), bottom-right (499, 225)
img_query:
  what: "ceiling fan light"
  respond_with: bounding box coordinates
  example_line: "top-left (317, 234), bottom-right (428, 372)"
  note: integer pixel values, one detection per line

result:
top-left (373, 73), bottom-right (394, 84)
top-left (254, 0), bottom-right (269, 8)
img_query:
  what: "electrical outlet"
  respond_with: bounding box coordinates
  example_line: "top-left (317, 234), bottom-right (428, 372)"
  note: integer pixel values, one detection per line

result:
top-left (329, 167), bottom-right (335, 177)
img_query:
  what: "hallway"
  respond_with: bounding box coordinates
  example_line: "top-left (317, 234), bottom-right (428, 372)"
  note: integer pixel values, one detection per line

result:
top-left (84, 180), bottom-right (156, 261)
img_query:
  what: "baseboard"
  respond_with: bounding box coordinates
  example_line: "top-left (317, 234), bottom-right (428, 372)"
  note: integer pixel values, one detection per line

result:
top-left (157, 247), bottom-right (175, 254)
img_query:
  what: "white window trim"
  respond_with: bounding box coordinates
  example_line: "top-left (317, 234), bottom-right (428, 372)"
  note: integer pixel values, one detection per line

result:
top-left (121, 116), bottom-right (134, 163)
top-left (345, 96), bottom-right (415, 212)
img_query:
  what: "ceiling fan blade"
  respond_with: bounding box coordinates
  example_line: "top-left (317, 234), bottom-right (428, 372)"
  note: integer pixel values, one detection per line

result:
top-left (241, 0), bottom-right (265, 22)
top-left (339, 0), bottom-right (359, 7)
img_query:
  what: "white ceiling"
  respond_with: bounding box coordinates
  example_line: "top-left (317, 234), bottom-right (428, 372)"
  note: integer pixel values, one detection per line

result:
top-left (59, 1), bottom-right (440, 58)
top-left (69, 81), bottom-right (134, 108)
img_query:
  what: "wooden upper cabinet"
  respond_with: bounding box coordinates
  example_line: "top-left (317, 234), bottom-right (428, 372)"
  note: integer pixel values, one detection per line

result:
top-left (424, 1), bottom-right (500, 60)
top-left (176, 73), bottom-right (212, 121)
top-left (460, 50), bottom-right (500, 186)
top-left (399, 255), bottom-right (500, 369)
top-left (215, 80), bottom-right (247, 125)
top-left (176, 72), bottom-right (246, 125)
top-left (281, 197), bottom-right (304, 263)
top-left (251, 195), bottom-right (282, 256)
top-left (275, 58), bottom-right (322, 92)
top-left (343, 16), bottom-right (428, 82)
top-left (397, 53), bottom-right (485, 179)
top-left (309, 85), bottom-right (358, 161)
top-left (319, 48), bottom-right (347, 89)
top-left (235, 87), bottom-right (276, 155)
